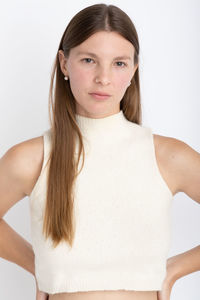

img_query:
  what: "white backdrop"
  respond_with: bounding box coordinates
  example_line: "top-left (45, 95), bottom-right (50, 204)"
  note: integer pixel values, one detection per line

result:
top-left (0, 0), bottom-right (199, 299)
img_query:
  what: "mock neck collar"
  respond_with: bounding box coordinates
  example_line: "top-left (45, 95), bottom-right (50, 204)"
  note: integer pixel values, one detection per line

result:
top-left (75, 110), bottom-right (128, 136)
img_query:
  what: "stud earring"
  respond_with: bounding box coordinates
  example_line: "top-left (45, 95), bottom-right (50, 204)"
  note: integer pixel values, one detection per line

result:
top-left (64, 76), bottom-right (68, 80)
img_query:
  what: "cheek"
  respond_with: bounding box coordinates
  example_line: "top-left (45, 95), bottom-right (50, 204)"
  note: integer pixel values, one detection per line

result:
top-left (70, 65), bottom-right (91, 87)
top-left (114, 73), bottom-right (130, 89)
top-left (68, 66), bottom-right (91, 101)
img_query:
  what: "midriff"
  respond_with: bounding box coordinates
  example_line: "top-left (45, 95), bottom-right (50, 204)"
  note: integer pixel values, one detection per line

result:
top-left (49, 290), bottom-right (158, 300)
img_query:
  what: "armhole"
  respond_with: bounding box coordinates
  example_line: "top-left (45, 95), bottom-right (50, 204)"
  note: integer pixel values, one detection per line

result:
top-left (147, 127), bottom-right (173, 198)
top-left (29, 129), bottom-right (51, 199)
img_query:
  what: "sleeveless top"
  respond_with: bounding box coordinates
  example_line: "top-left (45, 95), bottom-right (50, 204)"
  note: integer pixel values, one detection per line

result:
top-left (29, 110), bottom-right (173, 294)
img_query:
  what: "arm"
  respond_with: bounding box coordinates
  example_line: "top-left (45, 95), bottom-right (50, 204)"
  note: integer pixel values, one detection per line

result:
top-left (166, 137), bottom-right (200, 279)
top-left (0, 219), bottom-right (35, 276)
top-left (0, 138), bottom-right (43, 278)
top-left (158, 244), bottom-right (200, 300)
top-left (167, 245), bottom-right (200, 284)
top-left (156, 137), bottom-right (200, 299)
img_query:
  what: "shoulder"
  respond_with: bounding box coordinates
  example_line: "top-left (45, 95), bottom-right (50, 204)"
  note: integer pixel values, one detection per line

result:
top-left (153, 133), bottom-right (198, 168)
top-left (0, 135), bottom-right (44, 196)
top-left (153, 133), bottom-right (200, 202)
top-left (153, 133), bottom-right (182, 158)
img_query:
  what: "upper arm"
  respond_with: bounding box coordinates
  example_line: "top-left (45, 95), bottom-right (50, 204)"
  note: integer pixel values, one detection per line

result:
top-left (159, 136), bottom-right (200, 203)
top-left (0, 136), bottom-right (44, 219)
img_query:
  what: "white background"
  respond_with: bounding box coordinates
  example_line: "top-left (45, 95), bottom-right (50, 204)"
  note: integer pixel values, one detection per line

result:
top-left (0, 0), bottom-right (199, 299)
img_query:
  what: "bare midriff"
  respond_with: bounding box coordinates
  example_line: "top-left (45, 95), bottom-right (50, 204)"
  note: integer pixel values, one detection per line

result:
top-left (49, 290), bottom-right (158, 300)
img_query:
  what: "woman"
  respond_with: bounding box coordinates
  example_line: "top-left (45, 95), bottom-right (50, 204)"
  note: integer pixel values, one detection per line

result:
top-left (0, 3), bottom-right (199, 300)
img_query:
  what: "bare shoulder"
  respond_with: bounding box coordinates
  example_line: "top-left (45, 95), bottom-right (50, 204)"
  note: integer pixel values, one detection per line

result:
top-left (153, 134), bottom-right (200, 202)
top-left (153, 133), bottom-right (197, 165)
top-left (0, 135), bottom-right (44, 218)
top-left (4, 135), bottom-right (44, 195)
top-left (153, 133), bottom-right (183, 160)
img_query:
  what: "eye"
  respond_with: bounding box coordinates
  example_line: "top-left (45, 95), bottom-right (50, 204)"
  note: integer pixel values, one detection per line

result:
top-left (81, 58), bottom-right (95, 64)
top-left (115, 61), bottom-right (127, 67)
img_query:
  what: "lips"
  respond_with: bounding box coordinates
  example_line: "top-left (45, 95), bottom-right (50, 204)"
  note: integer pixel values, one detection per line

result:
top-left (89, 91), bottom-right (111, 96)
top-left (89, 92), bottom-right (111, 100)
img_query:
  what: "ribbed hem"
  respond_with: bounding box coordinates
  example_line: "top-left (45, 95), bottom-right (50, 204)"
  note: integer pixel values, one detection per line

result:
top-left (38, 275), bottom-right (164, 294)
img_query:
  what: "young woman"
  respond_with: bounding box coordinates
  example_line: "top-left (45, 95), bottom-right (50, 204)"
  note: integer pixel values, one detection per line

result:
top-left (0, 3), bottom-right (199, 300)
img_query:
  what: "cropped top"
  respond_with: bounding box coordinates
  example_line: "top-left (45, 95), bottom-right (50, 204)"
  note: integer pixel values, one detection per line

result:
top-left (29, 110), bottom-right (173, 294)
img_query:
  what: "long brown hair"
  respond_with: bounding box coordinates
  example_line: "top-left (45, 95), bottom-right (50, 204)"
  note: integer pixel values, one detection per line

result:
top-left (43, 3), bottom-right (141, 248)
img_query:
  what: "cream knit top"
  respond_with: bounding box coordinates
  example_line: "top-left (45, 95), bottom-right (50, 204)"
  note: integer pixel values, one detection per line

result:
top-left (29, 110), bottom-right (173, 294)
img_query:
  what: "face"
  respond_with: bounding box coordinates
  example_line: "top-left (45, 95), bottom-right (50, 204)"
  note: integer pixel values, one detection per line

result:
top-left (59, 31), bottom-right (138, 118)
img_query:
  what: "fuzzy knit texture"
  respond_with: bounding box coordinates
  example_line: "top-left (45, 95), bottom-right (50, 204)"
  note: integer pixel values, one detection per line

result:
top-left (29, 110), bottom-right (173, 294)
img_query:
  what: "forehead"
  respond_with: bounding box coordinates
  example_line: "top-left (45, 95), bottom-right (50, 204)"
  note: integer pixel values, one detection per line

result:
top-left (71, 31), bottom-right (135, 59)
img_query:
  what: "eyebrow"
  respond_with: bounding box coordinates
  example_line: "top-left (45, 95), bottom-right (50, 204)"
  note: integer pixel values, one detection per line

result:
top-left (76, 51), bottom-right (132, 60)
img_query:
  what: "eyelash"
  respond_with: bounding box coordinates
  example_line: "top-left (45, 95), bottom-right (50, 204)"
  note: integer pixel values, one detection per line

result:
top-left (81, 58), bottom-right (127, 67)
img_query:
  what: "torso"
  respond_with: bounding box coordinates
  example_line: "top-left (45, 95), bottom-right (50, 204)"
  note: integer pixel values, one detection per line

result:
top-left (48, 290), bottom-right (158, 300)
top-left (26, 133), bottom-right (177, 300)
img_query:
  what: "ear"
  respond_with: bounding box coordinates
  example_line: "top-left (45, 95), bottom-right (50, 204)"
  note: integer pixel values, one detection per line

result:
top-left (58, 50), bottom-right (68, 76)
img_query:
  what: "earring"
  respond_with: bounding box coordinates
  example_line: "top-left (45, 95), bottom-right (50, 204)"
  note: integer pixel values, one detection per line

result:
top-left (64, 76), bottom-right (68, 80)
top-left (128, 81), bottom-right (131, 86)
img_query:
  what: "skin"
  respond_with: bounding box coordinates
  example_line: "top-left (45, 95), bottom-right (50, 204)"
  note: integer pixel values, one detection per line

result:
top-left (0, 31), bottom-right (200, 300)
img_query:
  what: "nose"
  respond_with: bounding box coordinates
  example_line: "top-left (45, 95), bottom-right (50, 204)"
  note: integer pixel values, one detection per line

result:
top-left (94, 66), bottom-right (111, 85)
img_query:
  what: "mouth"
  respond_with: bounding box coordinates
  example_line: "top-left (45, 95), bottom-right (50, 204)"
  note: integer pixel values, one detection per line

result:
top-left (89, 93), bottom-right (111, 100)
top-left (89, 91), bottom-right (111, 96)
